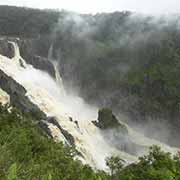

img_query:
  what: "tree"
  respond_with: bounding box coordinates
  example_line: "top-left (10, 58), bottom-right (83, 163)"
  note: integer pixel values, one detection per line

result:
top-left (106, 156), bottom-right (125, 177)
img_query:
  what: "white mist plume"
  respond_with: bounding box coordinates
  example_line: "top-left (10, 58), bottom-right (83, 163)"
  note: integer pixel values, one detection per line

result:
top-left (50, 11), bottom-right (180, 147)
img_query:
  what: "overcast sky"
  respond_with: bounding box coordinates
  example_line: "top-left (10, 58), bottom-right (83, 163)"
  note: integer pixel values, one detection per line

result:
top-left (0, 0), bottom-right (180, 14)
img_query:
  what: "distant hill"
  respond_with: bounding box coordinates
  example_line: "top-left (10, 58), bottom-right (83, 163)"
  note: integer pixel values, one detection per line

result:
top-left (0, 5), bottom-right (59, 37)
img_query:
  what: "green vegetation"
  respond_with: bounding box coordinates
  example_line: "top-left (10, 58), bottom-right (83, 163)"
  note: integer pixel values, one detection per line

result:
top-left (108, 146), bottom-right (180, 180)
top-left (1, 103), bottom-right (180, 180)
top-left (106, 156), bottom-right (124, 177)
top-left (0, 5), bottom-right (59, 37)
top-left (0, 104), bottom-right (104, 180)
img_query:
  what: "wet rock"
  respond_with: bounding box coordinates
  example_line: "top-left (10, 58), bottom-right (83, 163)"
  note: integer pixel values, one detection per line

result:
top-left (93, 108), bottom-right (128, 133)
top-left (19, 39), bottom-right (56, 78)
top-left (74, 120), bottom-right (80, 129)
top-left (38, 120), bottom-right (53, 138)
top-left (0, 69), bottom-right (46, 120)
top-left (69, 117), bottom-right (73, 122)
top-left (23, 54), bottom-right (56, 78)
top-left (47, 117), bottom-right (75, 146)
top-left (92, 108), bottom-right (146, 156)
top-left (0, 37), bottom-right (56, 78)
top-left (0, 38), bottom-right (15, 58)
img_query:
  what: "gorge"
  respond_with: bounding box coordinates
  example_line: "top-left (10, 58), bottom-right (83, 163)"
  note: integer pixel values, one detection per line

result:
top-left (0, 37), bottom-right (178, 171)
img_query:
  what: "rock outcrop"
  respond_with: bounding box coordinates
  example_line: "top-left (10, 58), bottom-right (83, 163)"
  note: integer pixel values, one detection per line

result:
top-left (0, 36), bottom-right (56, 78)
top-left (0, 69), bottom-right (46, 120)
top-left (19, 39), bottom-right (56, 78)
top-left (46, 117), bottom-right (75, 146)
top-left (38, 120), bottom-right (54, 139)
top-left (0, 37), bottom-right (15, 58)
top-left (93, 108), bottom-right (146, 156)
top-left (93, 108), bottom-right (128, 133)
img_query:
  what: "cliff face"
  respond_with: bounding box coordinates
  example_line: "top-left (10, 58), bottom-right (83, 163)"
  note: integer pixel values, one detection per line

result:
top-left (0, 37), bottom-right (55, 78)
top-left (19, 39), bottom-right (56, 78)
top-left (0, 38), bottom-right (15, 58)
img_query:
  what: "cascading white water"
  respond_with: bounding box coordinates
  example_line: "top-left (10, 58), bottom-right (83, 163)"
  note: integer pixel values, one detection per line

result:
top-left (0, 41), bottom-right (179, 170)
top-left (8, 41), bottom-right (27, 68)
top-left (52, 61), bottom-right (66, 96)
top-left (48, 43), bottom-right (54, 61)
top-left (48, 44), bottom-right (65, 96)
top-left (0, 89), bottom-right (9, 105)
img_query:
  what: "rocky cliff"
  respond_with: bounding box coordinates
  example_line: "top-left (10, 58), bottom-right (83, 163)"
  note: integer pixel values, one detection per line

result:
top-left (0, 36), bottom-right (55, 78)
top-left (0, 69), bottom-right (46, 119)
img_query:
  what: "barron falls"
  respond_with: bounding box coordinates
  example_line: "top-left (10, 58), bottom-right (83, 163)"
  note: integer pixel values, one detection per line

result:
top-left (0, 37), bottom-right (178, 171)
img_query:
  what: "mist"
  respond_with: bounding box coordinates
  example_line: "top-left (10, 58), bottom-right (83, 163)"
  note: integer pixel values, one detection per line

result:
top-left (46, 10), bottom-right (180, 149)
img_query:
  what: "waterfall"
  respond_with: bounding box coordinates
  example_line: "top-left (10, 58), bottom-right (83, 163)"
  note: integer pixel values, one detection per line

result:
top-left (52, 61), bottom-right (66, 96)
top-left (8, 41), bottom-right (27, 68)
top-left (48, 43), bottom-right (53, 60)
top-left (0, 41), bottom-right (179, 171)
top-left (48, 44), bottom-right (66, 96)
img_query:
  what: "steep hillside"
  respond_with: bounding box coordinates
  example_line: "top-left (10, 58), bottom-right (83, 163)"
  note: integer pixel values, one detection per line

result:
top-left (1, 102), bottom-right (180, 180)
top-left (0, 103), bottom-right (106, 180)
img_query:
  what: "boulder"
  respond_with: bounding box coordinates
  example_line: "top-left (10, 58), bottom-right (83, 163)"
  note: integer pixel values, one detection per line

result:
top-left (93, 108), bottom-right (128, 134)
top-left (47, 117), bottom-right (75, 146)
top-left (93, 108), bottom-right (146, 156)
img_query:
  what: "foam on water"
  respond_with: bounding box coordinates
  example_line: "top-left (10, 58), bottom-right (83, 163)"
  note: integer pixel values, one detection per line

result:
top-left (0, 88), bottom-right (9, 105)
